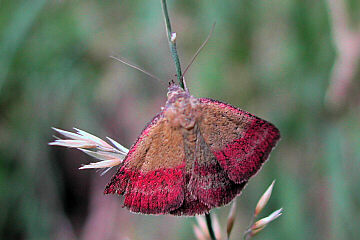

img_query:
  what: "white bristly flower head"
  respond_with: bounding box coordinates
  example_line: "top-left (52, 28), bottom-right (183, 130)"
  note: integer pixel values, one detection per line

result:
top-left (49, 127), bottom-right (129, 174)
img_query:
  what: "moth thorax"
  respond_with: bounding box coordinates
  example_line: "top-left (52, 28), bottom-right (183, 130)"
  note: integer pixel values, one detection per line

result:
top-left (164, 95), bottom-right (200, 130)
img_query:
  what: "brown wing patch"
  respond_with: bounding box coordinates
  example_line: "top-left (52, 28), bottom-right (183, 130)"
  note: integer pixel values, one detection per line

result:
top-left (199, 98), bottom-right (253, 151)
top-left (198, 98), bottom-right (280, 183)
top-left (104, 113), bottom-right (186, 215)
top-left (127, 116), bottom-right (185, 172)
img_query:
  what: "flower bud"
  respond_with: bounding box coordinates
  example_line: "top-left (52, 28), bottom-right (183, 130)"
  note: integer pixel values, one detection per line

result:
top-left (254, 180), bottom-right (275, 217)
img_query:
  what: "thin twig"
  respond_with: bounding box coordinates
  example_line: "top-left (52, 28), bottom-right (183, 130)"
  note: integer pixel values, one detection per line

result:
top-left (161, 3), bottom-right (214, 237)
top-left (205, 213), bottom-right (217, 240)
top-left (161, 0), bottom-right (185, 89)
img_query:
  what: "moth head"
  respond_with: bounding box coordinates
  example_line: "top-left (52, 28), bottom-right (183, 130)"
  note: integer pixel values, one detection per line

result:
top-left (164, 84), bottom-right (200, 129)
top-left (167, 83), bottom-right (184, 100)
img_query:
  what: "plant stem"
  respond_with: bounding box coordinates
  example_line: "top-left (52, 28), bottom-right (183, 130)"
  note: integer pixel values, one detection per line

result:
top-left (205, 213), bottom-right (217, 240)
top-left (161, 0), bottom-right (184, 89)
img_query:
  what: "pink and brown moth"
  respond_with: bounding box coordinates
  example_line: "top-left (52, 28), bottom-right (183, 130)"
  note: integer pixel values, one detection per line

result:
top-left (104, 82), bottom-right (280, 216)
top-left (51, 81), bottom-right (280, 216)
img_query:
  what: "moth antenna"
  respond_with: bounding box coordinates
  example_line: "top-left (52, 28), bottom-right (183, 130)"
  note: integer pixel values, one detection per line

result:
top-left (110, 56), bottom-right (166, 86)
top-left (182, 22), bottom-right (216, 78)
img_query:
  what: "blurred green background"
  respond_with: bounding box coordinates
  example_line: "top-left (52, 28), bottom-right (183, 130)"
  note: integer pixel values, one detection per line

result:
top-left (1, 0), bottom-right (360, 239)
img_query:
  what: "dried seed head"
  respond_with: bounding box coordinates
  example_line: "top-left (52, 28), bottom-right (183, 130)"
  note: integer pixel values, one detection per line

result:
top-left (49, 127), bottom-right (128, 173)
top-left (252, 208), bottom-right (283, 231)
top-left (49, 139), bottom-right (97, 149)
top-left (195, 215), bottom-right (210, 238)
top-left (212, 213), bottom-right (221, 240)
top-left (250, 225), bottom-right (265, 237)
top-left (255, 180), bottom-right (275, 217)
top-left (193, 225), bottom-right (207, 240)
top-left (227, 201), bottom-right (237, 238)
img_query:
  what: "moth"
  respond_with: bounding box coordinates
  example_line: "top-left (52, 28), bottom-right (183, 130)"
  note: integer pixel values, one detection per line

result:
top-left (101, 82), bottom-right (280, 216)
top-left (51, 81), bottom-right (280, 216)
top-left (50, 42), bottom-right (280, 215)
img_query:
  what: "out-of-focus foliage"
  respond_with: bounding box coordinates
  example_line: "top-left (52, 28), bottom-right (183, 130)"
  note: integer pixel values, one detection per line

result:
top-left (1, 0), bottom-right (359, 239)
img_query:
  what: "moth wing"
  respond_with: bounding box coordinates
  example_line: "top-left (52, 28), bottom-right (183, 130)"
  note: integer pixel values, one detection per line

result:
top-left (187, 130), bottom-right (247, 208)
top-left (104, 113), bottom-right (186, 215)
top-left (198, 98), bottom-right (280, 184)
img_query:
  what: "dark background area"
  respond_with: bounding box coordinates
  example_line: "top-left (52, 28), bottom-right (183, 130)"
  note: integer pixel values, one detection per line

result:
top-left (1, 0), bottom-right (360, 239)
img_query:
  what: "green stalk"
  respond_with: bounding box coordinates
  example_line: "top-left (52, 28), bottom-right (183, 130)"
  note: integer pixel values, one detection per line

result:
top-left (161, 1), bottom-right (214, 238)
top-left (205, 213), bottom-right (217, 240)
top-left (161, 0), bottom-right (184, 89)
